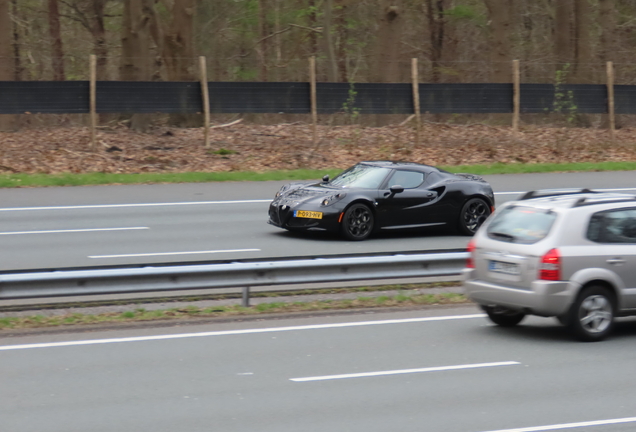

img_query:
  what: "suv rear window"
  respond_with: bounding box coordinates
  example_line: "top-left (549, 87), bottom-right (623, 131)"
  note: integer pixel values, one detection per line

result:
top-left (486, 206), bottom-right (557, 244)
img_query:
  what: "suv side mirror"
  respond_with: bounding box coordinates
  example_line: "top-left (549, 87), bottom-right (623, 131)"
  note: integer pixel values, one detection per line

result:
top-left (322, 175), bottom-right (330, 183)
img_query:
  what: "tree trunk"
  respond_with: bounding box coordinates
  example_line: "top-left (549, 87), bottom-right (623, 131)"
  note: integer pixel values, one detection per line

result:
top-left (163, 0), bottom-right (199, 127)
top-left (258, 0), bottom-right (269, 81)
top-left (308, 0), bottom-right (318, 56)
top-left (120, 0), bottom-right (154, 132)
top-left (47, 0), bottom-right (65, 81)
top-left (599, 0), bottom-right (615, 63)
top-left (335, 0), bottom-right (349, 82)
top-left (484, 0), bottom-right (513, 83)
top-left (323, 0), bottom-right (338, 82)
top-left (91, 0), bottom-right (109, 80)
top-left (11, 0), bottom-right (21, 80)
top-left (372, 0), bottom-right (402, 83)
top-left (0, 0), bottom-right (17, 131)
top-left (573, 0), bottom-right (592, 83)
top-left (426, 0), bottom-right (444, 83)
top-left (554, 0), bottom-right (574, 71)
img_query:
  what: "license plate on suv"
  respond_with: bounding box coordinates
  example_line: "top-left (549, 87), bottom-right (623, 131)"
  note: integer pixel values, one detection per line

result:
top-left (488, 260), bottom-right (520, 276)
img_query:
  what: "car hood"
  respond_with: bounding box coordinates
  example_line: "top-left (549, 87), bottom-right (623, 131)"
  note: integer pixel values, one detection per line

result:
top-left (275, 183), bottom-right (338, 205)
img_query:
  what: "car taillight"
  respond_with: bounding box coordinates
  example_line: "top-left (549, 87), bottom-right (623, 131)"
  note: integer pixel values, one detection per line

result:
top-left (539, 248), bottom-right (561, 281)
top-left (466, 238), bottom-right (476, 268)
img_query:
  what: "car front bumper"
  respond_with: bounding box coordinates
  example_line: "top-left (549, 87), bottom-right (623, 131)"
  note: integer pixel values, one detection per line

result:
top-left (268, 202), bottom-right (342, 232)
top-left (462, 268), bottom-right (578, 317)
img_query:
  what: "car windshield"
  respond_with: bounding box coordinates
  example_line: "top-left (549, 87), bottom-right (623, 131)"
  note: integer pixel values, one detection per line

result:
top-left (486, 205), bottom-right (557, 244)
top-left (329, 164), bottom-right (391, 189)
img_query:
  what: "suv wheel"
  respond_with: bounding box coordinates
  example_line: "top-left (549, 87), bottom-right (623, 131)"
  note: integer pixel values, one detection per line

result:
top-left (481, 305), bottom-right (526, 327)
top-left (568, 285), bottom-right (615, 342)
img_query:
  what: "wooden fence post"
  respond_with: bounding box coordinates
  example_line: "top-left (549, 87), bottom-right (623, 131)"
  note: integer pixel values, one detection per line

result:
top-left (411, 58), bottom-right (421, 147)
top-left (607, 61), bottom-right (616, 141)
top-left (200, 56), bottom-right (211, 148)
top-left (310, 56), bottom-right (318, 146)
top-left (89, 54), bottom-right (97, 152)
top-left (512, 59), bottom-right (520, 133)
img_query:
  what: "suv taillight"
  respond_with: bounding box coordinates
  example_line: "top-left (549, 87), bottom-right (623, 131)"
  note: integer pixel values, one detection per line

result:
top-left (466, 238), bottom-right (476, 268)
top-left (539, 248), bottom-right (561, 281)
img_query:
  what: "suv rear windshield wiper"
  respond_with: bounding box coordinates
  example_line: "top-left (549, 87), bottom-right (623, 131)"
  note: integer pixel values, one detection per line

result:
top-left (488, 232), bottom-right (516, 242)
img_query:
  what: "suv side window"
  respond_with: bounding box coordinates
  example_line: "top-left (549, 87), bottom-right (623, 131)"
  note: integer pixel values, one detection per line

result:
top-left (587, 209), bottom-right (636, 244)
top-left (388, 170), bottom-right (424, 189)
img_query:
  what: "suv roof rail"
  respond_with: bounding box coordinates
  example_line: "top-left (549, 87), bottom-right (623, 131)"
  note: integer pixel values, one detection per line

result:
top-left (520, 188), bottom-right (595, 201)
top-left (573, 195), bottom-right (636, 208)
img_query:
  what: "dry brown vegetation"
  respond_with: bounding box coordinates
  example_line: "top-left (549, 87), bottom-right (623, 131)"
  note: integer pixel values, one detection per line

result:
top-left (1, 121), bottom-right (636, 175)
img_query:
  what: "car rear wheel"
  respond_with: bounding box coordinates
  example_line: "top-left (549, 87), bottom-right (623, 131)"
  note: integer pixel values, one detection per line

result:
top-left (458, 198), bottom-right (491, 236)
top-left (567, 285), bottom-right (615, 342)
top-left (341, 203), bottom-right (374, 241)
top-left (481, 305), bottom-right (526, 327)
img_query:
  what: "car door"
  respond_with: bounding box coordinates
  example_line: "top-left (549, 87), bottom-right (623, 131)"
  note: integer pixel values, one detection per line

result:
top-left (375, 170), bottom-right (439, 229)
top-left (589, 208), bottom-right (636, 309)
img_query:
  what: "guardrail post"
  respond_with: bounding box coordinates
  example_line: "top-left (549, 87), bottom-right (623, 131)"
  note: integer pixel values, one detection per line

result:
top-left (242, 286), bottom-right (251, 307)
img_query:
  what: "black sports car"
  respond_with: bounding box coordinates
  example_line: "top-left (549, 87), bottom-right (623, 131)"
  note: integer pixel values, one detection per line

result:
top-left (268, 161), bottom-right (495, 240)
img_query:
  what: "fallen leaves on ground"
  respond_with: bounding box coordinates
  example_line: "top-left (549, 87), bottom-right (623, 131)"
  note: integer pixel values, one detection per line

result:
top-left (1, 121), bottom-right (635, 175)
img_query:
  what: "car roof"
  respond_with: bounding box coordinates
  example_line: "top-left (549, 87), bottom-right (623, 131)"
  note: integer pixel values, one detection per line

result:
top-left (359, 160), bottom-right (444, 173)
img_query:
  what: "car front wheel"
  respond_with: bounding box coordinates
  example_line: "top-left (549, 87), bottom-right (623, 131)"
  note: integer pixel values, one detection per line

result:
top-left (341, 203), bottom-right (374, 241)
top-left (458, 198), bottom-right (491, 235)
top-left (481, 305), bottom-right (526, 327)
top-left (567, 285), bottom-right (615, 342)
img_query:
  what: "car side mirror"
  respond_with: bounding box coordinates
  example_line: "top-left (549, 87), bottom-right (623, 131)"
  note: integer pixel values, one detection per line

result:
top-left (390, 185), bottom-right (405, 195)
top-left (322, 175), bottom-right (330, 183)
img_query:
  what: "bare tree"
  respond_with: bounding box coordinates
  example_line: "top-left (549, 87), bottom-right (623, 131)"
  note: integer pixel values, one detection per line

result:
top-left (48, 0), bottom-right (65, 80)
top-left (0, 0), bottom-right (17, 131)
top-left (62, 0), bottom-right (110, 79)
top-left (484, 0), bottom-right (513, 83)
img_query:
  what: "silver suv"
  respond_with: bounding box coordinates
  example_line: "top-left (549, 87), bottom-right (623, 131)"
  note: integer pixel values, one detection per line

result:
top-left (463, 189), bottom-right (636, 341)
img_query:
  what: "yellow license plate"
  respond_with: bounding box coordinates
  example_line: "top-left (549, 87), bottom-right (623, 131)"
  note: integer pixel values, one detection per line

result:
top-left (294, 210), bottom-right (323, 219)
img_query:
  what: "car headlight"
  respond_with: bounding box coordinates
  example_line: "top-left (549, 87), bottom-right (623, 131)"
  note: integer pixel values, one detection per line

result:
top-left (321, 193), bottom-right (346, 206)
top-left (275, 184), bottom-right (291, 198)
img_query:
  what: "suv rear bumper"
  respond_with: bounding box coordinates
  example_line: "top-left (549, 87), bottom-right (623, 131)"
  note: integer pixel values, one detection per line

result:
top-left (462, 268), bottom-right (577, 317)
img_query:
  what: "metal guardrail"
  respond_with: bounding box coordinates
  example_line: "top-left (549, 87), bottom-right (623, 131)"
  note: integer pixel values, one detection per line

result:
top-left (0, 251), bottom-right (468, 306)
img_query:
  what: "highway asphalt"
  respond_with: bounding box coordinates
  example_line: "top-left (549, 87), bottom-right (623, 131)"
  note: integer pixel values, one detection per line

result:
top-left (0, 171), bottom-right (635, 272)
top-left (2, 306), bottom-right (636, 432)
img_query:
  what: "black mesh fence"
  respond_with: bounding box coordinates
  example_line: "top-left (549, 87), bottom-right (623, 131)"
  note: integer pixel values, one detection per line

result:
top-left (0, 80), bottom-right (632, 115)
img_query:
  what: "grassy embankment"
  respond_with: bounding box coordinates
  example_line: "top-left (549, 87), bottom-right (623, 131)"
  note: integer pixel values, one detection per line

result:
top-left (1, 161), bottom-right (636, 188)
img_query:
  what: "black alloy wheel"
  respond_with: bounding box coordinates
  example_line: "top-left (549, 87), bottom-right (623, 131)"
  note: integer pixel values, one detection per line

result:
top-left (481, 305), bottom-right (526, 327)
top-left (459, 198), bottom-right (491, 235)
top-left (341, 203), bottom-right (374, 241)
top-left (567, 285), bottom-right (615, 342)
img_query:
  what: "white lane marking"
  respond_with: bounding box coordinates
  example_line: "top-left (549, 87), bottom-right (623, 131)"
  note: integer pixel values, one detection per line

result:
top-left (290, 361), bottom-right (520, 382)
top-left (0, 227), bottom-right (149, 236)
top-left (88, 248), bottom-right (260, 259)
top-left (0, 199), bottom-right (272, 212)
top-left (0, 314), bottom-right (485, 351)
top-left (494, 187), bottom-right (636, 196)
top-left (478, 416), bottom-right (636, 432)
top-left (0, 188), bottom-right (634, 211)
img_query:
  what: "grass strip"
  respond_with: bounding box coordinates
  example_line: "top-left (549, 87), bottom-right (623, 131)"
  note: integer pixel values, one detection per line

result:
top-left (1, 161), bottom-right (635, 188)
top-left (0, 292), bottom-right (468, 330)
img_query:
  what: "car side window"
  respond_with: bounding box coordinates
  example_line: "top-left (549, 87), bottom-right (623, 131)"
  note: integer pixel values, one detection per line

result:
top-left (388, 170), bottom-right (424, 189)
top-left (587, 209), bottom-right (636, 244)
